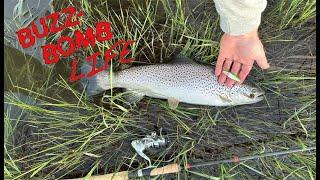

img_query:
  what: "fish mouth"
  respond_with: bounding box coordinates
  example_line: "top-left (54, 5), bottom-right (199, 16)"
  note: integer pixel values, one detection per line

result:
top-left (242, 91), bottom-right (265, 102)
top-left (255, 92), bottom-right (265, 102)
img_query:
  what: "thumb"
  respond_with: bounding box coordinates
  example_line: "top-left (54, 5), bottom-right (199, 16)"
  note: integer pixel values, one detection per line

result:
top-left (255, 55), bottom-right (270, 69)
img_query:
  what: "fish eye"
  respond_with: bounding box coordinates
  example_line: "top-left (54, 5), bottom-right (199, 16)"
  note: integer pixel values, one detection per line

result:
top-left (252, 89), bottom-right (257, 93)
top-left (249, 93), bottom-right (255, 99)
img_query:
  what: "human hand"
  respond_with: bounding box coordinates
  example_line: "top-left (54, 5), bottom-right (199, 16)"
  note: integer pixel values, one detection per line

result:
top-left (215, 29), bottom-right (270, 87)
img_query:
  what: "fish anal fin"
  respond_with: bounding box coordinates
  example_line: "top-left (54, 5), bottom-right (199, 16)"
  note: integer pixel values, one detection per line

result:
top-left (123, 89), bottom-right (145, 104)
top-left (168, 97), bottom-right (180, 109)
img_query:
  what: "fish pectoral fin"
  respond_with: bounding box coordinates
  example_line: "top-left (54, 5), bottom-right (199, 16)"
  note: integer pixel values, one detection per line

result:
top-left (168, 97), bottom-right (180, 110)
top-left (218, 94), bottom-right (232, 103)
top-left (123, 90), bottom-right (145, 104)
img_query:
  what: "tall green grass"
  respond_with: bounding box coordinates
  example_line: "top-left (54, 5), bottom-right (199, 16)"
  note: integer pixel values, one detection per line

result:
top-left (267, 0), bottom-right (316, 30)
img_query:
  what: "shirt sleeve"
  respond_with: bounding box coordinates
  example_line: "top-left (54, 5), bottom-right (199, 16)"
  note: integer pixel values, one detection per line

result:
top-left (213, 0), bottom-right (267, 36)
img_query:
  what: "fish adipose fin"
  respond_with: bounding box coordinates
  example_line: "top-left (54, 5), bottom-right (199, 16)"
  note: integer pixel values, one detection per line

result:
top-left (168, 97), bottom-right (180, 109)
top-left (123, 89), bottom-right (145, 104)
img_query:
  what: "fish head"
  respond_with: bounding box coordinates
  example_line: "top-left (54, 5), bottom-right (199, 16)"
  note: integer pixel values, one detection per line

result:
top-left (229, 84), bottom-right (265, 105)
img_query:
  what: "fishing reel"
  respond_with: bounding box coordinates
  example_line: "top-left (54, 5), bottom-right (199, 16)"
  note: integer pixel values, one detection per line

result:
top-left (131, 128), bottom-right (168, 168)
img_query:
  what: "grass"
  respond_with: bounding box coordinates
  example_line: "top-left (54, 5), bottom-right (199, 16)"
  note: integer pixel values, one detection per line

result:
top-left (4, 0), bottom-right (316, 179)
top-left (266, 0), bottom-right (316, 30)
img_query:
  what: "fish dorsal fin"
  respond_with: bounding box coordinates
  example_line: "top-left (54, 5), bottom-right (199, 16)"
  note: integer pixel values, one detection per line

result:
top-left (168, 97), bottom-right (180, 109)
top-left (171, 55), bottom-right (196, 64)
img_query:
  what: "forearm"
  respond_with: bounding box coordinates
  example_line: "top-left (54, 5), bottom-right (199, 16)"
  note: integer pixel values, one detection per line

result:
top-left (213, 0), bottom-right (267, 36)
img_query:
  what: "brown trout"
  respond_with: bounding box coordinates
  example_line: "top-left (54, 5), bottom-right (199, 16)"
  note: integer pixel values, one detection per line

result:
top-left (81, 57), bottom-right (264, 107)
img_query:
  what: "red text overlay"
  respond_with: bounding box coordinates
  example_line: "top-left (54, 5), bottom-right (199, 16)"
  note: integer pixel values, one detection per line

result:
top-left (16, 6), bottom-right (135, 82)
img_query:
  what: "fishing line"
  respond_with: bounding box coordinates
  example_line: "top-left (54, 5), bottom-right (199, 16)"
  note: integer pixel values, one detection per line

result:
top-left (188, 146), bottom-right (316, 168)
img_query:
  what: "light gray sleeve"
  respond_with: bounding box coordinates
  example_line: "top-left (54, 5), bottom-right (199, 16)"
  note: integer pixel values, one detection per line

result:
top-left (213, 0), bottom-right (267, 36)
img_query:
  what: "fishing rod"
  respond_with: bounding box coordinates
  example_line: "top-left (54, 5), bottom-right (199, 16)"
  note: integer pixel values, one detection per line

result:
top-left (67, 131), bottom-right (316, 180)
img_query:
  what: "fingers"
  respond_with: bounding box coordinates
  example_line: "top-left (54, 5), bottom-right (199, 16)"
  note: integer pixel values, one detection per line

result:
top-left (256, 53), bottom-right (270, 69)
top-left (218, 58), bottom-right (232, 84)
top-left (226, 62), bottom-right (241, 87)
top-left (237, 64), bottom-right (252, 84)
top-left (215, 54), bottom-right (225, 76)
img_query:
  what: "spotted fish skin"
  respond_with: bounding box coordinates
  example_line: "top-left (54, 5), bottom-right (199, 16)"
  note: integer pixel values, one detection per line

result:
top-left (83, 59), bottom-right (264, 106)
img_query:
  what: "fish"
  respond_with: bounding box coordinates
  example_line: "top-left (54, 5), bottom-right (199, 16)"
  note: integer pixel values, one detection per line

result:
top-left (80, 57), bottom-right (265, 107)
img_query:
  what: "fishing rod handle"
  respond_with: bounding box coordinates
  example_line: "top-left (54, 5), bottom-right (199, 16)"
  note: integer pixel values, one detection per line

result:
top-left (64, 171), bottom-right (129, 180)
top-left (66, 163), bottom-right (181, 180)
top-left (149, 163), bottom-right (181, 176)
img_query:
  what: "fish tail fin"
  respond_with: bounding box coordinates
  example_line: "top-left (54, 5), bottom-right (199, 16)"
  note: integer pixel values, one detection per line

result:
top-left (80, 61), bottom-right (113, 97)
